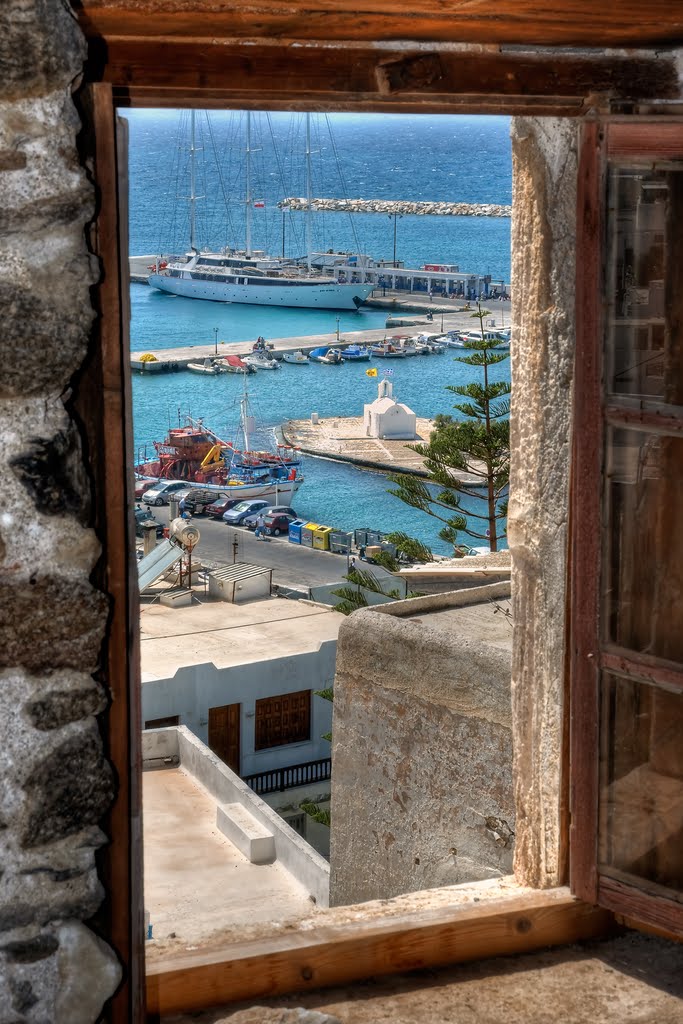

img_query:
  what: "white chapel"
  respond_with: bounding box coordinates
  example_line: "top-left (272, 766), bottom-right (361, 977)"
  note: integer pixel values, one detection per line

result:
top-left (363, 378), bottom-right (417, 440)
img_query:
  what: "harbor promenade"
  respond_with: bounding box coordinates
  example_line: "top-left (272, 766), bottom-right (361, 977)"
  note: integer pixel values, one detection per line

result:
top-left (129, 297), bottom-right (511, 371)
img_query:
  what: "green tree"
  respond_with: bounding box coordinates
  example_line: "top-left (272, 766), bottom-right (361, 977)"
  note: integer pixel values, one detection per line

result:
top-left (388, 303), bottom-right (510, 552)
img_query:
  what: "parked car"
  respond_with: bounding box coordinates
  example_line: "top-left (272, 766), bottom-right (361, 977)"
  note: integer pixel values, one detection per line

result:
top-left (222, 498), bottom-right (270, 525)
top-left (243, 504), bottom-right (297, 529)
top-left (263, 512), bottom-right (297, 537)
top-left (134, 479), bottom-right (157, 500)
top-left (133, 506), bottom-right (164, 538)
top-left (205, 495), bottom-right (241, 519)
top-left (181, 488), bottom-right (222, 515)
top-left (142, 480), bottom-right (189, 506)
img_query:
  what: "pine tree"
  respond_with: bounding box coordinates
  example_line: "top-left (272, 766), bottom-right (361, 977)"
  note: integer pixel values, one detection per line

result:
top-left (388, 303), bottom-right (510, 552)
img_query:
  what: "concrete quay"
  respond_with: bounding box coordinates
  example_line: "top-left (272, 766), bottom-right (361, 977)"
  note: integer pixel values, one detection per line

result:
top-left (281, 416), bottom-right (435, 477)
top-left (130, 304), bottom-right (509, 372)
top-left (280, 416), bottom-right (483, 484)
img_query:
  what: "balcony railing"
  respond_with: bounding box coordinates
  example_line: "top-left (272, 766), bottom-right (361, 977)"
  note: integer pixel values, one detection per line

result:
top-left (243, 757), bottom-right (332, 795)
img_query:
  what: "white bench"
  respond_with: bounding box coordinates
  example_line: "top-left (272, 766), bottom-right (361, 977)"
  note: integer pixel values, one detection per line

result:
top-left (216, 803), bottom-right (275, 864)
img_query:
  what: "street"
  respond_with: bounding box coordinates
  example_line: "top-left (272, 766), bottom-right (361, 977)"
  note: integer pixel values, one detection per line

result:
top-left (187, 515), bottom-right (352, 590)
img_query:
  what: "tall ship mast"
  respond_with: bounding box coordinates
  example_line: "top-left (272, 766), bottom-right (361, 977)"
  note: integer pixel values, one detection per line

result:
top-left (148, 111), bottom-right (373, 311)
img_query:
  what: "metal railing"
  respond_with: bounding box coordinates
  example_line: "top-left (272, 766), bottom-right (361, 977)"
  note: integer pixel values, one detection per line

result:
top-left (243, 757), bottom-right (332, 795)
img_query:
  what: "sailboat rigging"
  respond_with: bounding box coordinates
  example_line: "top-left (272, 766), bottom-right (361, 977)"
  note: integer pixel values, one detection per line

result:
top-left (148, 111), bottom-right (374, 311)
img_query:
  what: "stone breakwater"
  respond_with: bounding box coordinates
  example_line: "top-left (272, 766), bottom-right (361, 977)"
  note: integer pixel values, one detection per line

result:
top-left (279, 197), bottom-right (511, 218)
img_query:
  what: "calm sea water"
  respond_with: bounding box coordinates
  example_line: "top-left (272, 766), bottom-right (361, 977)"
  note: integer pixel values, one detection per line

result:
top-left (123, 111), bottom-right (512, 553)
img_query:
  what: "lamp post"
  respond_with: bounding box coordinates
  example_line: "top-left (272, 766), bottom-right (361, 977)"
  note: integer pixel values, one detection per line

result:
top-left (388, 213), bottom-right (402, 266)
top-left (335, 316), bottom-right (340, 342)
top-left (213, 326), bottom-right (218, 355)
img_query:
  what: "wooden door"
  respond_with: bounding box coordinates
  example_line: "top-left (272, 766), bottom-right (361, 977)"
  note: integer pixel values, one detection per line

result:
top-left (208, 704), bottom-right (241, 773)
top-left (571, 120), bottom-right (683, 938)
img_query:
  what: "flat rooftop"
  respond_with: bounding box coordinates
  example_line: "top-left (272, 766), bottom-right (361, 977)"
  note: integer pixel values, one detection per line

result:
top-left (144, 767), bottom-right (319, 958)
top-left (140, 596), bottom-right (344, 681)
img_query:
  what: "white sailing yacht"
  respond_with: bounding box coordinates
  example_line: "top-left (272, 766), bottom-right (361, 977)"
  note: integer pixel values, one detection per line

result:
top-left (148, 112), bottom-right (374, 311)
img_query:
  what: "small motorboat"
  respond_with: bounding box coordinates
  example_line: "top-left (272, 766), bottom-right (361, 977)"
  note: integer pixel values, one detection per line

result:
top-left (243, 353), bottom-right (280, 370)
top-left (342, 344), bottom-right (370, 361)
top-left (282, 349), bottom-right (310, 364)
top-left (309, 346), bottom-right (330, 363)
top-left (320, 348), bottom-right (344, 364)
top-left (187, 358), bottom-right (228, 375)
top-left (221, 354), bottom-right (256, 374)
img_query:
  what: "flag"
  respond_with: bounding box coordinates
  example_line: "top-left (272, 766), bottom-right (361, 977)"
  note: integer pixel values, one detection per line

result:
top-left (383, 368), bottom-right (394, 376)
top-left (253, 200), bottom-right (265, 208)
top-left (365, 368), bottom-right (377, 377)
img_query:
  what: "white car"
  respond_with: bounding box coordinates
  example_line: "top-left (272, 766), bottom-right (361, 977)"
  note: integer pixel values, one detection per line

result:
top-left (142, 480), bottom-right (190, 506)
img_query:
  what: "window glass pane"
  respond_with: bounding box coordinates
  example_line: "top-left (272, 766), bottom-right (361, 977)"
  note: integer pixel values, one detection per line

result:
top-left (599, 672), bottom-right (683, 898)
top-left (606, 166), bottom-right (683, 404)
top-left (603, 426), bottom-right (683, 661)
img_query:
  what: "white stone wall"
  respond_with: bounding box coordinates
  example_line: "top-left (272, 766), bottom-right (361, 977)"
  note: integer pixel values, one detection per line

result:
top-left (508, 117), bottom-right (578, 888)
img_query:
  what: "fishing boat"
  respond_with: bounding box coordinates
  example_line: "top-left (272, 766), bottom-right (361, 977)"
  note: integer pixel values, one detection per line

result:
top-left (134, 391), bottom-right (304, 502)
top-left (219, 354), bottom-right (256, 374)
top-left (243, 353), bottom-right (280, 370)
top-left (342, 344), bottom-right (370, 361)
top-left (282, 349), bottom-right (310, 364)
top-left (187, 358), bottom-right (228, 375)
top-left (148, 112), bottom-right (374, 311)
top-left (370, 342), bottom-right (407, 358)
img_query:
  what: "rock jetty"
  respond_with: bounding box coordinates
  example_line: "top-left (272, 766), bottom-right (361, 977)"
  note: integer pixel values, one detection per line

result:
top-left (278, 197), bottom-right (511, 218)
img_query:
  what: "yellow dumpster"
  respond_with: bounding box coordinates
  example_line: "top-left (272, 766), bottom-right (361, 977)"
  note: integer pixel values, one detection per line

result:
top-left (313, 525), bottom-right (333, 551)
top-left (301, 522), bottom-right (319, 547)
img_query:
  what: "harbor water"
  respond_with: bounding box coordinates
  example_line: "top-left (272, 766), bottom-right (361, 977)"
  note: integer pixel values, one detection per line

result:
top-left (125, 111), bottom-right (512, 554)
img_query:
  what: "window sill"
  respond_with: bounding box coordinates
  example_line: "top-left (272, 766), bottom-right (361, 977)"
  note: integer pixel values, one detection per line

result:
top-left (146, 881), bottom-right (612, 1016)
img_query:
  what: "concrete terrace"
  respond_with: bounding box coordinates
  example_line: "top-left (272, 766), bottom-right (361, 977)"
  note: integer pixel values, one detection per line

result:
top-left (140, 596), bottom-right (345, 681)
top-left (143, 767), bottom-right (319, 956)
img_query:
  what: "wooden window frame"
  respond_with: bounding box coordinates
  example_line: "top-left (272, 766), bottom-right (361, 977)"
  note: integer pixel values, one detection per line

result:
top-left (76, 13), bottom-right (683, 1020)
top-left (571, 120), bottom-right (683, 938)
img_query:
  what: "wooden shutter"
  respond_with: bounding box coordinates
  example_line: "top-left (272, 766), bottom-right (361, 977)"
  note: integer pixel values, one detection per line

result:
top-left (255, 691), bottom-right (311, 750)
top-left (571, 120), bottom-right (683, 938)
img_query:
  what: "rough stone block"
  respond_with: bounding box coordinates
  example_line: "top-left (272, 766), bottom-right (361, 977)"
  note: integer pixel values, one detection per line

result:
top-left (10, 428), bottom-right (90, 522)
top-left (21, 727), bottom-right (114, 848)
top-left (26, 682), bottom-right (107, 731)
top-left (0, 576), bottom-right (107, 672)
top-left (0, 276), bottom-right (94, 398)
top-left (0, 0), bottom-right (86, 100)
top-left (55, 921), bottom-right (121, 1024)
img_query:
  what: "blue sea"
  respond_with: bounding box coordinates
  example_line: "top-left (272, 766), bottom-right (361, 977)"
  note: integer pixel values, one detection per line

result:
top-left (123, 110), bottom-right (512, 554)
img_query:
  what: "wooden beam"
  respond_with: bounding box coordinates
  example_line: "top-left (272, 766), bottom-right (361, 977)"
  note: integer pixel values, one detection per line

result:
top-left (86, 39), bottom-right (678, 111)
top-left (146, 890), bottom-right (613, 1016)
top-left (76, 3), bottom-right (683, 49)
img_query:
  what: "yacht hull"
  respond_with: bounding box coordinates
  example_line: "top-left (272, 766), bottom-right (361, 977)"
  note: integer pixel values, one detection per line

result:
top-left (149, 273), bottom-right (372, 311)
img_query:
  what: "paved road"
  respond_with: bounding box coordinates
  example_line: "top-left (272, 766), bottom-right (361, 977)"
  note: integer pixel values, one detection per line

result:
top-left (186, 515), bottom-right (352, 590)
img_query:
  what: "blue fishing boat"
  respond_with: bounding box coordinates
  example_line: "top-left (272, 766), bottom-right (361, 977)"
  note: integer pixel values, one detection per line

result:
top-left (342, 344), bottom-right (371, 361)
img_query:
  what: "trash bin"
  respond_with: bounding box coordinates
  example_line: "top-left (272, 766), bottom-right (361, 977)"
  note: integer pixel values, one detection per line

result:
top-left (354, 529), bottom-right (370, 547)
top-left (288, 518), bottom-right (306, 544)
top-left (301, 522), bottom-right (319, 547)
top-left (330, 530), bottom-right (353, 554)
top-left (313, 525), bottom-right (333, 551)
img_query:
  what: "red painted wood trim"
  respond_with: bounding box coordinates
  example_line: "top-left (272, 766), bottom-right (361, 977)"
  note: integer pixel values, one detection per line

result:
top-left (569, 119), bottom-right (604, 904)
top-left (601, 647), bottom-right (683, 693)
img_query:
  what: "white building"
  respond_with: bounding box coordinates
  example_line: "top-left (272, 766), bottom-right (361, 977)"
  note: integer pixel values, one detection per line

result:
top-left (363, 379), bottom-right (417, 439)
